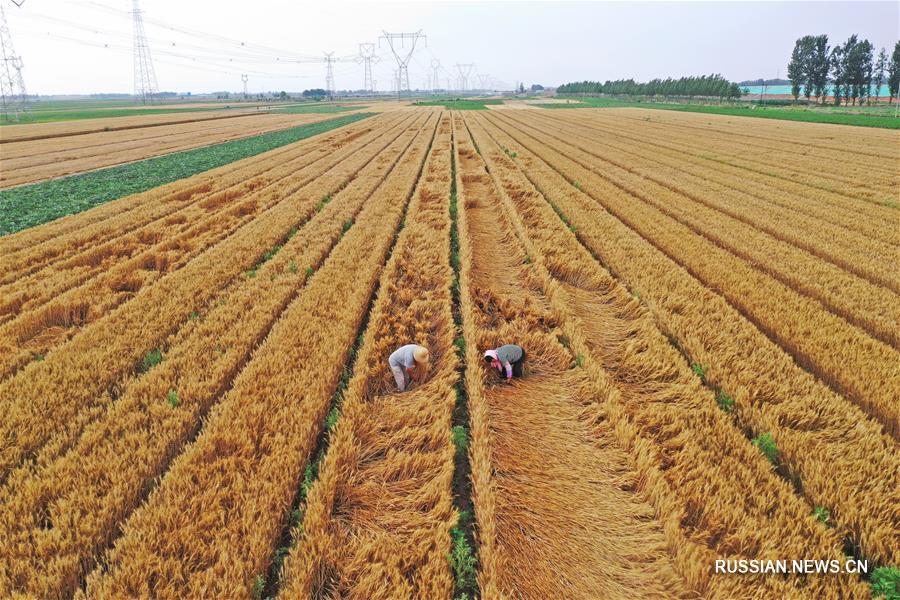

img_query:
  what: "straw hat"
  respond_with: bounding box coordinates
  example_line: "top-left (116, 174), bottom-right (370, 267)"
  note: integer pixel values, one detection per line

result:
top-left (413, 346), bottom-right (429, 364)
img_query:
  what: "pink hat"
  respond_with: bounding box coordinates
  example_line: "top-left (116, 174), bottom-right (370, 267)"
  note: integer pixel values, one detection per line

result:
top-left (484, 349), bottom-right (498, 361)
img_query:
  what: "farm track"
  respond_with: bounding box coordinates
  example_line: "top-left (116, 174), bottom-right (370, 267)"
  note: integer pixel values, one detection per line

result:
top-left (0, 112), bottom-right (424, 483)
top-left (464, 112), bottom-right (868, 599)
top-left (490, 112), bottom-right (900, 348)
top-left (78, 111), bottom-right (439, 599)
top-left (528, 110), bottom-right (899, 245)
top-left (499, 110), bottom-right (899, 291)
top-left (279, 114), bottom-right (457, 598)
top-left (0, 113), bottom-right (413, 377)
top-left (485, 110), bottom-right (900, 438)
top-left (472, 111), bottom-right (900, 566)
top-left (0, 113), bottom-right (334, 188)
top-left (0, 111), bottom-right (435, 600)
top-left (455, 114), bottom-right (690, 599)
top-left (0, 113), bottom-right (390, 276)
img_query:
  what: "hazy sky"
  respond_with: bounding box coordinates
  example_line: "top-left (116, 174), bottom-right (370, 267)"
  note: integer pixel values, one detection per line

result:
top-left (4, 0), bottom-right (898, 95)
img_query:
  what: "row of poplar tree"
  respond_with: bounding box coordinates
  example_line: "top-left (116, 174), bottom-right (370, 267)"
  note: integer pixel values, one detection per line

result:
top-left (788, 36), bottom-right (900, 105)
top-left (556, 75), bottom-right (743, 100)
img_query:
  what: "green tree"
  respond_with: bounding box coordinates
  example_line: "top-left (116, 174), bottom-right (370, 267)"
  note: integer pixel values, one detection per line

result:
top-left (810, 35), bottom-right (831, 103)
top-left (887, 40), bottom-right (900, 104)
top-left (874, 48), bottom-right (888, 104)
top-left (830, 45), bottom-right (845, 105)
top-left (787, 36), bottom-right (810, 102)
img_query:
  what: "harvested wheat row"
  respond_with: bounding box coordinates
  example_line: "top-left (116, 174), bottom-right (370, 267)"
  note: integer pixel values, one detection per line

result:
top-left (0, 113), bottom-right (334, 188)
top-left (492, 111), bottom-right (900, 348)
top-left (0, 112), bottom-right (387, 269)
top-left (486, 111), bottom-right (900, 439)
top-left (499, 110), bottom-right (899, 293)
top-left (560, 108), bottom-right (899, 202)
top-left (466, 111), bottom-right (870, 598)
top-left (279, 112), bottom-right (457, 598)
top-left (455, 113), bottom-right (691, 599)
top-left (0, 106), bottom-right (285, 143)
top-left (0, 112), bottom-right (433, 600)
top-left (526, 110), bottom-right (898, 244)
top-left (78, 111), bottom-right (440, 599)
top-left (582, 111), bottom-right (898, 193)
top-left (0, 115), bottom-right (414, 483)
top-left (606, 106), bottom-right (900, 160)
top-left (476, 111), bottom-right (900, 567)
top-left (0, 113), bottom-right (413, 376)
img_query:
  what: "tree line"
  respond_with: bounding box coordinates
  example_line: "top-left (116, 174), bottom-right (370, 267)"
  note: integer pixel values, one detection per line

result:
top-left (557, 74), bottom-right (743, 100)
top-left (788, 35), bottom-right (900, 105)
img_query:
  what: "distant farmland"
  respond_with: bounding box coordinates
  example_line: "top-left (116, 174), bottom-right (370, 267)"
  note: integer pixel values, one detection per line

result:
top-left (0, 104), bottom-right (897, 599)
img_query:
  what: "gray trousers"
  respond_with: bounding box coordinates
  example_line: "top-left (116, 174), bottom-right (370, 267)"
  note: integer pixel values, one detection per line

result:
top-left (390, 364), bottom-right (410, 392)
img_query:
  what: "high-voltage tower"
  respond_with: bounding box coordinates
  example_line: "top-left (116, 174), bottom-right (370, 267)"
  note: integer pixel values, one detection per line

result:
top-left (455, 63), bottom-right (475, 92)
top-left (323, 51), bottom-right (336, 99)
top-left (430, 58), bottom-right (441, 94)
top-left (379, 30), bottom-right (425, 98)
top-left (356, 43), bottom-right (377, 93)
top-left (0, 2), bottom-right (30, 122)
top-left (241, 74), bottom-right (248, 97)
top-left (132, 0), bottom-right (159, 104)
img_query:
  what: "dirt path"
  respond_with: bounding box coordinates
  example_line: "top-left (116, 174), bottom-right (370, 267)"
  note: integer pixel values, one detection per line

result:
top-left (457, 119), bottom-right (688, 599)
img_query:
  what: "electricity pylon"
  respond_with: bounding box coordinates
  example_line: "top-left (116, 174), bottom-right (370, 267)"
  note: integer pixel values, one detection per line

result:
top-left (356, 43), bottom-right (377, 93)
top-left (0, 2), bottom-right (30, 122)
top-left (430, 59), bottom-right (441, 95)
top-left (379, 30), bottom-right (425, 99)
top-left (241, 74), bottom-right (248, 98)
top-left (132, 0), bottom-right (159, 104)
top-left (455, 63), bottom-right (474, 92)
top-left (323, 51), bottom-right (335, 99)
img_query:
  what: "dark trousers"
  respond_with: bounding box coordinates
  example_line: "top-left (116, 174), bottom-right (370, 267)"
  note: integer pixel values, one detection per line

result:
top-left (511, 349), bottom-right (526, 377)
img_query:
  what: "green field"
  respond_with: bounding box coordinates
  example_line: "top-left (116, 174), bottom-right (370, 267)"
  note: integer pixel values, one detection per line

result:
top-left (0, 113), bottom-right (372, 236)
top-left (273, 104), bottom-right (359, 114)
top-left (413, 98), bottom-right (504, 110)
top-left (539, 97), bottom-right (900, 128)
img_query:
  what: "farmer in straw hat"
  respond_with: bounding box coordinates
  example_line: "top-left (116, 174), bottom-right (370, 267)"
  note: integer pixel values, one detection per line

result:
top-left (484, 344), bottom-right (526, 383)
top-left (388, 343), bottom-right (430, 392)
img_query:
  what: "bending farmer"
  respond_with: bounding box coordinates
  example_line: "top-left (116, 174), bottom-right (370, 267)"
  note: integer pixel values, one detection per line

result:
top-left (388, 343), bottom-right (430, 392)
top-left (484, 344), bottom-right (526, 383)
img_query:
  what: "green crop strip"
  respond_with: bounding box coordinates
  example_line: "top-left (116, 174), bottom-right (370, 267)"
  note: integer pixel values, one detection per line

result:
top-left (272, 104), bottom-right (358, 114)
top-left (0, 113), bottom-right (373, 236)
top-left (414, 99), bottom-right (502, 110)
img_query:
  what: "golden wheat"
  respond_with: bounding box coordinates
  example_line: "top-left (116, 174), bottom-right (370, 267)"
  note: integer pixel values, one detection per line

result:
top-left (77, 111), bottom-right (440, 599)
top-left (278, 112), bottom-right (456, 599)
top-left (476, 109), bottom-right (900, 567)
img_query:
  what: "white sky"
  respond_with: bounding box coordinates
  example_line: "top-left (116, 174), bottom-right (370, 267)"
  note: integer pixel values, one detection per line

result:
top-left (4, 0), bottom-right (898, 95)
